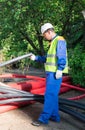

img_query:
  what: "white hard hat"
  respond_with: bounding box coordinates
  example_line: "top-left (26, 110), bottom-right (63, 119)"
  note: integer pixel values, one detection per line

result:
top-left (41, 23), bottom-right (54, 34)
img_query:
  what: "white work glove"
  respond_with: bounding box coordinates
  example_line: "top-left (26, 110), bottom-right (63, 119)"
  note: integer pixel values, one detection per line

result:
top-left (55, 70), bottom-right (62, 79)
top-left (30, 54), bottom-right (36, 61)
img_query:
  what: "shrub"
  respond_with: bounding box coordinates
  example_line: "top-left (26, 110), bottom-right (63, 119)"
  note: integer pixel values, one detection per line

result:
top-left (68, 44), bottom-right (85, 87)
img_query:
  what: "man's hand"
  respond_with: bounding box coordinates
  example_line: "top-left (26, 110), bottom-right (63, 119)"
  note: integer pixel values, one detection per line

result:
top-left (55, 70), bottom-right (62, 79)
top-left (30, 54), bottom-right (36, 61)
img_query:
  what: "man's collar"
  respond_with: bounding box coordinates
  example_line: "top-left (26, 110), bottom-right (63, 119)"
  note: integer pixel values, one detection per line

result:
top-left (52, 34), bottom-right (58, 41)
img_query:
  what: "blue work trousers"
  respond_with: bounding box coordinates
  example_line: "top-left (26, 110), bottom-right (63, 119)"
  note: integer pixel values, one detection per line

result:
top-left (38, 72), bottom-right (62, 124)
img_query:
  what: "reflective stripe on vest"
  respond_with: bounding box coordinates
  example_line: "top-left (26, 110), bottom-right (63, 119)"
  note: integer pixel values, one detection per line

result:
top-left (45, 36), bottom-right (68, 73)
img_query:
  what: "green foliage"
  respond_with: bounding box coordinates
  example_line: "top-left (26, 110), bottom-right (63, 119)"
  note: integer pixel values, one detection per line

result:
top-left (1, 0), bottom-right (84, 54)
top-left (0, 0), bottom-right (85, 86)
top-left (68, 45), bottom-right (85, 87)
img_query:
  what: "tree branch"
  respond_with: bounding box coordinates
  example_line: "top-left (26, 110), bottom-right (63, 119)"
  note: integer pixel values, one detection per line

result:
top-left (36, 30), bottom-right (45, 55)
top-left (20, 30), bottom-right (41, 54)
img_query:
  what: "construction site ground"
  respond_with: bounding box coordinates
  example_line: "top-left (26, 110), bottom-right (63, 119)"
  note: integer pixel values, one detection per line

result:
top-left (0, 68), bottom-right (85, 130)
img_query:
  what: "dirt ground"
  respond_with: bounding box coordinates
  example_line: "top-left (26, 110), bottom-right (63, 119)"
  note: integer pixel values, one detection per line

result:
top-left (0, 68), bottom-right (85, 130)
top-left (0, 100), bottom-right (85, 130)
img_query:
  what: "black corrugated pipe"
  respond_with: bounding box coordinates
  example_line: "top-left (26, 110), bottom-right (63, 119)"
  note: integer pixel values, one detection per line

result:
top-left (0, 85), bottom-right (85, 122)
top-left (0, 96), bottom-right (85, 122)
top-left (0, 85), bottom-right (85, 110)
top-left (0, 88), bottom-right (85, 110)
top-left (59, 105), bottom-right (85, 122)
top-left (0, 92), bottom-right (85, 111)
top-left (59, 98), bottom-right (85, 110)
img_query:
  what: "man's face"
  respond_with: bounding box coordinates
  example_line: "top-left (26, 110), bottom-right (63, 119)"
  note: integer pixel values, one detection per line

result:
top-left (43, 30), bottom-right (52, 41)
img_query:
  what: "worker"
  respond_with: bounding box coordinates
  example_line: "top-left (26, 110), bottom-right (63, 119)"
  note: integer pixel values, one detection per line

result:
top-left (30, 23), bottom-right (68, 126)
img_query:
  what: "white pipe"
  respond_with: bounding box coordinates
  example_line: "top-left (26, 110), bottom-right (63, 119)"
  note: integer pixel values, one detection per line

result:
top-left (0, 53), bottom-right (32, 67)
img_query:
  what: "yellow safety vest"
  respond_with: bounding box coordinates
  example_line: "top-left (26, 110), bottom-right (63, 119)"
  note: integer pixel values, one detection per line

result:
top-left (45, 36), bottom-right (68, 73)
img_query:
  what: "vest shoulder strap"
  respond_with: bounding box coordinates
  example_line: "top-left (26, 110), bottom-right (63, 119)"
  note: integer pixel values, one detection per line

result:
top-left (57, 36), bottom-right (65, 41)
